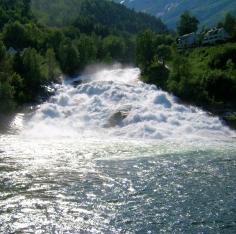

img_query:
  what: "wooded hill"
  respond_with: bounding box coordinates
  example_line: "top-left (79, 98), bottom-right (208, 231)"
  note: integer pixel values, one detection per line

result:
top-left (31, 0), bottom-right (167, 34)
top-left (0, 0), bottom-right (168, 112)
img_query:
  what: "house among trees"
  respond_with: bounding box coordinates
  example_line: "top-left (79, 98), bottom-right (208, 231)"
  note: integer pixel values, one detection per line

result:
top-left (177, 32), bottom-right (198, 49)
top-left (203, 27), bottom-right (230, 45)
top-left (177, 28), bottom-right (230, 49)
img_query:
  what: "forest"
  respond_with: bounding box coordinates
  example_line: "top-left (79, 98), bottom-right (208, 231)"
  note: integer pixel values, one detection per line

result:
top-left (0, 0), bottom-right (167, 113)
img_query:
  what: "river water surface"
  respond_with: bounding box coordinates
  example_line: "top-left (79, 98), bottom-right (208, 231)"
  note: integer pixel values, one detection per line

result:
top-left (0, 66), bottom-right (236, 233)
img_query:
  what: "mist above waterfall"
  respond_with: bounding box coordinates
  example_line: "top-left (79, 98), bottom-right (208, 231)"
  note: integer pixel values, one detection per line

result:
top-left (22, 65), bottom-right (234, 141)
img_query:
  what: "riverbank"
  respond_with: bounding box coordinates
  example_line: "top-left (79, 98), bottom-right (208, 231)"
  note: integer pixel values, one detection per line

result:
top-left (137, 38), bottom-right (236, 130)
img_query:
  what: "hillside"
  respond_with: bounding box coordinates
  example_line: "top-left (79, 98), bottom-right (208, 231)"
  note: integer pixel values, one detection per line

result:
top-left (0, 0), bottom-right (168, 111)
top-left (31, 0), bottom-right (167, 34)
top-left (113, 0), bottom-right (236, 29)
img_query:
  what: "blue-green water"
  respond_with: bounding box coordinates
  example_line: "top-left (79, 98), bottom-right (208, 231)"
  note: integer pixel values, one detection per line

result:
top-left (0, 137), bottom-right (235, 233)
top-left (0, 67), bottom-right (236, 233)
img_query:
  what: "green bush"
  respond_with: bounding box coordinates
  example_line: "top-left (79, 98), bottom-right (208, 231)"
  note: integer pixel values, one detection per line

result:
top-left (208, 45), bottom-right (236, 69)
top-left (204, 70), bottom-right (236, 104)
top-left (58, 42), bottom-right (80, 75)
top-left (142, 62), bottom-right (169, 89)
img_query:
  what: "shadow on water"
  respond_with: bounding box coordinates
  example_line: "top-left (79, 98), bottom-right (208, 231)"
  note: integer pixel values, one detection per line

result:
top-left (0, 113), bottom-right (16, 134)
top-left (0, 105), bottom-right (35, 135)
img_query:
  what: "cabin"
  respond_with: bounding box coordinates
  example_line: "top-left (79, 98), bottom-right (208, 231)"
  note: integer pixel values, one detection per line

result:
top-left (177, 32), bottom-right (198, 49)
top-left (203, 28), bottom-right (230, 45)
top-left (177, 27), bottom-right (230, 50)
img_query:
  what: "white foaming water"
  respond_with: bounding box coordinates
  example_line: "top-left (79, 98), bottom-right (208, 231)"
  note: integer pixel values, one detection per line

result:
top-left (22, 65), bottom-right (235, 141)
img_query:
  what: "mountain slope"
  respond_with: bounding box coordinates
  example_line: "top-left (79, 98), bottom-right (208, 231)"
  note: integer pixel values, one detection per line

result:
top-left (31, 0), bottom-right (167, 34)
top-left (113, 0), bottom-right (236, 28)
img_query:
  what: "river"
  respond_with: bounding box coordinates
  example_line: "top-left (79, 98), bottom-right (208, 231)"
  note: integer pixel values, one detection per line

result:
top-left (0, 66), bottom-right (236, 233)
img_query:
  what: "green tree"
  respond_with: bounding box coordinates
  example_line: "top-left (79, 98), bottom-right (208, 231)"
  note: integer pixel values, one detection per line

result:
top-left (46, 29), bottom-right (65, 54)
top-left (0, 81), bottom-right (15, 111)
top-left (45, 48), bottom-right (59, 80)
top-left (21, 48), bottom-right (46, 100)
top-left (103, 36), bottom-right (125, 61)
top-left (3, 21), bottom-right (29, 49)
top-left (77, 35), bottom-right (97, 68)
top-left (222, 13), bottom-right (236, 38)
top-left (0, 7), bottom-right (8, 29)
top-left (58, 42), bottom-right (80, 75)
top-left (177, 11), bottom-right (199, 36)
top-left (136, 30), bottom-right (156, 70)
top-left (167, 54), bottom-right (193, 98)
top-left (142, 61), bottom-right (169, 88)
top-left (156, 45), bottom-right (172, 66)
top-left (0, 40), bottom-right (6, 61)
top-left (22, 0), bottom-right (31, 17)
top-left (10, 73), bottom-right (24, 103)
top-left (154, 34), bottom-right (174, 47)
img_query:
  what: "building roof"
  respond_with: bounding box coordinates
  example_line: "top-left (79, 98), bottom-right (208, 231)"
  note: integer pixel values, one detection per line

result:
top-left (205, 27), bottom-right (227, 36)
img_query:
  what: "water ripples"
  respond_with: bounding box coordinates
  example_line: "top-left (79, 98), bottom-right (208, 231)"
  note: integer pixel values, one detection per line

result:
top-left (0, 136), bottom-right (236, 233)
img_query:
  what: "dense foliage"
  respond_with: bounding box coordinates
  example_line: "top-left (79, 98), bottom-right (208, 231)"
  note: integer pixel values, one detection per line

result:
top-left (177, 11), bottom-right (199, 36)
top-left (31, 0), bottom-right (167, 34)
top-left (137, 13), bottom-right (236, 110)
top-left (0, 0), bottom-right (167, 113)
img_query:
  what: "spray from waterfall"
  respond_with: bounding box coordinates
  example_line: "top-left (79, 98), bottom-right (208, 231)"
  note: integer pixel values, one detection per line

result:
top-left (21, 64), bottom-right (235, 141)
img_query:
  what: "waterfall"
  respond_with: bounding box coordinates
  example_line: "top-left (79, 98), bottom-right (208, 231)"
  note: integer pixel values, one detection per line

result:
top-left (22, 65), bottom-right (234, 141)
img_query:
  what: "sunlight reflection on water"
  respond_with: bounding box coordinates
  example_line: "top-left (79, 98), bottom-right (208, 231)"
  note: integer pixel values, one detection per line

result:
top-left (0, 135), bottom-right (236, 233)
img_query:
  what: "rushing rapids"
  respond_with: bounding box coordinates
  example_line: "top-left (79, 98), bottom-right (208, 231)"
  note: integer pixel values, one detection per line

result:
top-left (0, 66), bottom-right (236, 233)
top-left (21, 65), bottom-right (234, 141)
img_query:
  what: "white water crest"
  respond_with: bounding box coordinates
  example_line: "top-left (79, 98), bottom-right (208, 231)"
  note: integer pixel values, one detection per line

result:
top-left (22, 65), bottom-right (235, 142)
